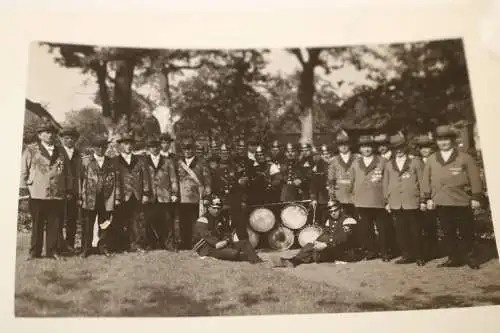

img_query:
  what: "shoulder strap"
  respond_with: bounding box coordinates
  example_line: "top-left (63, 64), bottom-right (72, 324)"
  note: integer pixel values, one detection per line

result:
top-left (179, 160), bottom-right (203, 187)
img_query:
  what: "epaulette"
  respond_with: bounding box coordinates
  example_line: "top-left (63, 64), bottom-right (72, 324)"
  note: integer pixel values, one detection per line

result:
top-left (197, 216), bottom-right (208, 224)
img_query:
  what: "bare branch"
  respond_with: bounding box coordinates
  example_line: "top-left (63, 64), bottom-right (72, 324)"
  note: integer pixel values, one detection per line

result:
top-left (288, 48), bottom-right (305, 65)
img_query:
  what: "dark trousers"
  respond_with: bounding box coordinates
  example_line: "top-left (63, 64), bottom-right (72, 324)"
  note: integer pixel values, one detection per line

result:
top-left (357, 207), bottom-right (393, 257)
top-left (29, 199), bottom-right (63, 257)
top-left (114, 196), bottom-right (145, 251)
top-left (228, 197), bottom-right (249, 241)
top-left (178, 203), bottom-right (198, 249)
top-left (291, 242), bottom-right (346, 266)
top-left (340, 203), bottom-right (360, 248)
top-left (392, 209), bottom-right (422, 260)
top-left (435, 205), bottom-right (475, 262)
top-left (421, 210), bottom-right (439, 259)
top-left (207, 240), bottom-right (260, 262)
top-left (81, 194), bottom-right (111, 255)
top-left (144, 202), bottom-right (175, 250)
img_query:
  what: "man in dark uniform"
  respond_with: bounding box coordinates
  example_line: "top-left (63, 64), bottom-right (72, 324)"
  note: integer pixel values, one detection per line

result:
top-left (310, 145), bottom-right (330, 225)
top-left (113, 133), bottom-right (151, 253)
top-left (319, 144), bottom-right (332, 163)
top-left (194, 194), bottom-right (263, 264)
top-left (249, 145), bottom-right (273, 206)
top-left (422, 125), bottom-right (482, 269)
top-left (58, 126), bottom-right (82, 254)
top-left (272, 143), bottom-right (307, 203)
top-left (212, 143), bottom-right (250, 241)
top-left (274, 200), bottom-right (357, 267)
top-left (413, 133), bottom-right (439, 261)
top-left (269, 140), bottom-right (283, 164)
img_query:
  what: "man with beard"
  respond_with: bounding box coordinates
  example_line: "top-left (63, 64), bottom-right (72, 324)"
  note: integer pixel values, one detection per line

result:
top-left (212, 143), bottom-right (250, 242)
top-left (143, 137), bottom-right (179, 251)
top-left (274, 200), bottom-right (357, 267)
top-left (350, 135), bottom-right (393, 261)
top-left (383, 134), bottom-right (426, 266)
top-left (413, 133), bottom-right (439, 260)
top-left (58, 126), bottom-right (81, 254)
top-left (177, 137), bottom-right (212, 250)
top-left (193, 194), bottom-right (263, 264)
top-left (422, 125), bottom-right (482, 269)
top-left (113, 133), bottom-right (151, 253)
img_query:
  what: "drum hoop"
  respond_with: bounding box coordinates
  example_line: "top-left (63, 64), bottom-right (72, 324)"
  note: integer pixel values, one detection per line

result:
top-left (280, 203), bottom-right (308, 229)
top-left (298, 225), bottom-right (323, 247)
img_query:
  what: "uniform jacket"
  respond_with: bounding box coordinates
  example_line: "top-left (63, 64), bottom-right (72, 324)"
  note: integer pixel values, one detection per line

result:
top-left (144, 154), bottom-right (179, 203)
top-left (79, 154), bottom-right (119, 211)
top-left (422, 149), bottom-right (482, 207)
top-left (273, 160), bottom-right (308, 202)
top-left (113, 154), bottom-right (151, 202)
top-left (61, 146), bottom-right (82, 197)
top-left (350, 155), bottom-right (387, 208)
top-left (383, 155), bottom-right (425, 210)
top-left (195, 213), bottom-right (233, 256)
top-left (20, 142), bottom-right (69, 200)
top-left (212, 161), bottom-right (248, 203)
top-left (327, 153), bottom-right (357, 204)
top-left (309, 158), bottom-right (329, 203)
top-left (316, 215), bottom-right (352, 247)
top-left (177, 156), bottom-right (211, 203)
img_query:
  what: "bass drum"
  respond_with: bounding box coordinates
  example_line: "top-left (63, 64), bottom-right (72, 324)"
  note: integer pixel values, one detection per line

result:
top-left (281, 203), bottom-right (308, 230)
top-left (249, 207), bottom-right (276, 233)
top-left (232, 228), bottom-right (260, 249)
top-left (297, 225), bottom-right (323, 248)
top-left (268, 226), bottom-right (295, 251)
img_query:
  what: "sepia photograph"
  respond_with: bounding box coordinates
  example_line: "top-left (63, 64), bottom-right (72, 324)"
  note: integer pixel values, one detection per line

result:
top-left (16, 38), bottom-right (500, 317)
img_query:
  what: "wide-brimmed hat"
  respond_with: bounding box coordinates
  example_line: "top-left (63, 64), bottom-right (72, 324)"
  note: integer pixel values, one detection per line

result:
top-left (358, 135), bottom-right (375, 146)
top-left (117, 133), bottom-right (135, 144)
top-left (373, 133), bottom-right (390, 145)
top-left (159, 133), bottom-right (173, 143)
top-left (413, 134), bottom-right (434, 147)
top-left (36, 123), bottom-right (58, 134)
top-left (146, 136), bottom-right (161, 147)
top-left (435, 125), bottom-right (458, 139)
top-left (59, 126), bottom-right (79, 138)
top-left (91, 136), bottom-right (109, 147)
top-left (390, 134), bottom-right (407, 149)
top-left (336, 130), bottom-right (351, 145)
top-left (180, 137), bottom-right (195, 149)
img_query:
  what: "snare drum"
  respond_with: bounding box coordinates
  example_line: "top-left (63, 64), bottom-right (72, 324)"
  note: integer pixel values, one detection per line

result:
top-left (232, 228), bottom-right (260, 248)
top-left (268, 226), bottom-right (295, 251)
top-left (249, 207), bottom-right (276, 232)
top-left (281, 203), bottom-right (308, 230)
top-left (297, 225), bottom-right (323, 247)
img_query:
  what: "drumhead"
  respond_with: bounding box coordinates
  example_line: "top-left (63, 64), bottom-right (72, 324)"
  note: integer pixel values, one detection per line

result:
top-left (249, 208), bottom-right (276, 232)
top-left (268, 226), bottom-right (295, 251)
top-left (232, 229), bottom-right (260, 248)
top-left (298, 226), bottom-right (323, 247)
top-left (281, 204), bottom-right (308, 230)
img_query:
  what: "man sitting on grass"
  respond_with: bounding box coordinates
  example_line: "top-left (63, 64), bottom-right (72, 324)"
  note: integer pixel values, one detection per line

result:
top-left (193, 194), bottom-right (264, 264)
top-left (274, 200), bottom-right (357, 268)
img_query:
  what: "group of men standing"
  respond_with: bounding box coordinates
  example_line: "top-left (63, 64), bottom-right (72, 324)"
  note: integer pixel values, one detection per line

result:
top-left (20, 122), bottom-right (484, 269)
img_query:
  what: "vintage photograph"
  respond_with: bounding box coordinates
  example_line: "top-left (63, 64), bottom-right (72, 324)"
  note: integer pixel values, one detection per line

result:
top-left (16, 38), bottom-right (500, 316)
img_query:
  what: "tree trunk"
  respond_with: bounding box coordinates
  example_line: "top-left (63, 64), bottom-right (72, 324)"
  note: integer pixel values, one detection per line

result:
top-left (159, 68), bottom-right (175, 138)
top-left (113, 58), bottom-right (136, 134)
top-left (298, 62), bottom-right (316, 144)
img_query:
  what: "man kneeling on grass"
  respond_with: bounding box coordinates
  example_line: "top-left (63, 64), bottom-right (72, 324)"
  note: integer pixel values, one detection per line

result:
top-left (274, 200), bottom-right (357, 268)
top-left (193, 194), bottom-right (264, 264)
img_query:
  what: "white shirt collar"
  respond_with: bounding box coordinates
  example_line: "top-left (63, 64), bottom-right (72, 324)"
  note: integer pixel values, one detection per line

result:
top-left (41, 142), bottom-right (55, 153)
top-left (440, 149), bottom-right (453, 162)
top-left (94, 153), bottom-right (105, 166)
top-left (382, 151), bottom-right (392, 159)
top-left (340, 152), bottom-right (351, 162)
top-left (185, 156), bottom-right (195, 166)
top-left (63, 146), bottom-right (75, 159)
top-left (121, 153), bottom-right (132, 164)
top-left (150, 153), bottom-right (160, 166)
top-left (395, 155), bottom-right (407, 170)
top-left (160, 151), bottom-right (170, 157)
top-left (362, 155), bottom-right (374, 166)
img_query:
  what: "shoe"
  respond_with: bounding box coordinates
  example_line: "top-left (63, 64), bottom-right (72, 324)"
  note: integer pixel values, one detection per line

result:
top-left (80, 251), bottom-right (90, 258)
top-left (437, 259), bottom-right (461, 268)
top-left (364, 252), bottom-right (378, 260)
top-left (416, 259), bottom-right (426, 266)
top-left (467, 259), bottom-right (480, 270)
top-left (395, 257), bottom-right (415, 264)
top-left (46, 254), bottom-right (64, 261)
top-left (25, 254), bottom-right (40, 261)
top-left (382, 255), bottom-right (392, 262)
top-left (274, 258), bottom-right (295, 268)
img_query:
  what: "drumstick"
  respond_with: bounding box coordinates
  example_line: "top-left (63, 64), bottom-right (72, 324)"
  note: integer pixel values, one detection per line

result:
top-left (248, 199), bottom-right (312, 208)
top-left (312, 204), bottom-right (317, 225)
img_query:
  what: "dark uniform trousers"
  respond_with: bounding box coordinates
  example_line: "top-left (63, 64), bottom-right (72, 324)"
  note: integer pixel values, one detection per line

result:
top-left (435, 206), bottom-right (475, 262)
top-left (143, 201), bottom-right (175, 249)
top-left (205, 240), bottom-right (260, 262)
top-left (357, 207), bottom-right (393, 257)
top-left (392, 209), bottom-right (422, 260)
top-left (114, 196), bottom-right (145, 251)
top-left (421, 210), bottom-right (438, 260)
top-left (29, 199), bottom-right (63, 257)
top-left (290, 242), bottom-right (348, 266)
top-left (226, 195), bottom-right (249, 241)
top-left (178, 203), bottom-right (198, 249)
top-left (81, 192), bottom-right (111, 254)
top-left (59, 198), bottom-right (78, 250)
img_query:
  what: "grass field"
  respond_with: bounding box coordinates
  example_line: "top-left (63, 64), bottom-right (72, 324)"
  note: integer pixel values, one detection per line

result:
top-left (14, 232), bottom-right (500, 317)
